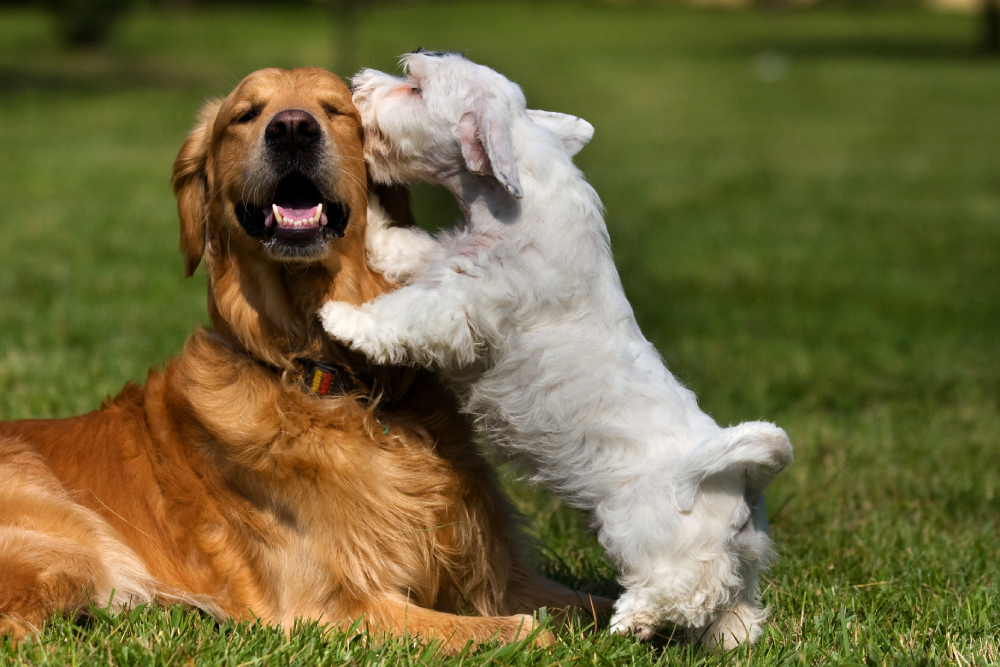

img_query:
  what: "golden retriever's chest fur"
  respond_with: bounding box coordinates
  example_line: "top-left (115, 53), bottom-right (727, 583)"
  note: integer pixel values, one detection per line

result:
top-left (158, 330), bottom-right (513, 622)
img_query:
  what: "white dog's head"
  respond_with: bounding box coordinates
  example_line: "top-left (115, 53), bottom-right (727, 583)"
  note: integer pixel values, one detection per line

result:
top-left (351, 50), bottom-right (593, 198)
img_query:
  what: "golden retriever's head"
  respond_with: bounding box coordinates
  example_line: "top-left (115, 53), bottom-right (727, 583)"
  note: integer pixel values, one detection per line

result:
top-left (172, 68), bottom-right (399, 368)
top-left (173, 67), bottom-right (368, 275)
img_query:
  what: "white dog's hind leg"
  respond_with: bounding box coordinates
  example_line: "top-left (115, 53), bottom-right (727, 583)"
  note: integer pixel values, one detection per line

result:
top-left (365, 197), bottom-right (443, 283)
top-left (696, 601), bottom-right (766, 653)
top-left (319, 284), bottom-right (483, 371)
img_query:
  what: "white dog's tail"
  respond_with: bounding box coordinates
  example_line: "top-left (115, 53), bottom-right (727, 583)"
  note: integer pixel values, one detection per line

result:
top-left (672, 422), bottom-right (793, 512)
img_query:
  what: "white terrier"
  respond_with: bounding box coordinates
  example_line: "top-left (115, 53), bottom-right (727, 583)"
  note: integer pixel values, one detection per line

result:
top-left (319, 51), bottom-right (793, 650)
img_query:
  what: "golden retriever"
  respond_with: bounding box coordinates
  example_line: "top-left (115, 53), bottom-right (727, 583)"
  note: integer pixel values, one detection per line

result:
top-left (0, 67), bottom-right (601, 652)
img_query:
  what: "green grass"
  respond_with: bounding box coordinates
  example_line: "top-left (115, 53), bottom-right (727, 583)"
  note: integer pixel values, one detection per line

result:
top-left (1, 2), bottom-right (998, 665)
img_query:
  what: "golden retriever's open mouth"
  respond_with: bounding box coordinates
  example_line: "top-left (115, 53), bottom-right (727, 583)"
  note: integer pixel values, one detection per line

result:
top-left (236, 172), bottom-right (350, 258)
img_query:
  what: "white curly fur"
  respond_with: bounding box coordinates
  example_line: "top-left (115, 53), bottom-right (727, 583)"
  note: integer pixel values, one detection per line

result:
top-left (319, 52), bottom-right (793, 650)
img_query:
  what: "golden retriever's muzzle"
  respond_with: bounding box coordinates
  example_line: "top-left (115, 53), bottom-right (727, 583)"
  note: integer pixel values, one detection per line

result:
top-left (236, 108), bottom-right (351, 259)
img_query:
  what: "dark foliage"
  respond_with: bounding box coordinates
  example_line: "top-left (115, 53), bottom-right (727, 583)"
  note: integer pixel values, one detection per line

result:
top-left (47, 0), bottom-right (133, 47)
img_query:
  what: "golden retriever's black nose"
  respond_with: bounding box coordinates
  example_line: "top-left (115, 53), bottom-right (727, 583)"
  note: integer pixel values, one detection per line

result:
top-left (265, 109), bottom-right (321, 152)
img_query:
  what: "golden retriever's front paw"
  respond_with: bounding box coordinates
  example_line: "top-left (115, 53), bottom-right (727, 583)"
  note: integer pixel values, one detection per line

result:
top-left (0, 615), bottom-right (36, 646)
top-left (501, 614), bottom-right (554, 647)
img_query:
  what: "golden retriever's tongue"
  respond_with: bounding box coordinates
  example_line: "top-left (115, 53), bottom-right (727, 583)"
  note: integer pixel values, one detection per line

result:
top-left (270, 203), bottom-right (327, 238)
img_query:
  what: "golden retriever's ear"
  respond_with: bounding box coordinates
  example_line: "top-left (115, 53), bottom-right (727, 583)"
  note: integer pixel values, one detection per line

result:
top-left (171, 99), bottom-right (221, 277)
top-left (369, 181), bottom-right (417, 228)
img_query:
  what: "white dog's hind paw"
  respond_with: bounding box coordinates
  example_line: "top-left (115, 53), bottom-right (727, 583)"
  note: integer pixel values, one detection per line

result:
top-left (610, 607), bottom-right (659, 642)
top-left (696, 602), bottom-right (765, 654)
top-left (610, 619), bottom-right (657, 642)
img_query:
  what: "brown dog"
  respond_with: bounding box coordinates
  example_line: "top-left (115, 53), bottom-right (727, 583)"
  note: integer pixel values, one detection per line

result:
top-left (0, 67), bottom-right (600, 651)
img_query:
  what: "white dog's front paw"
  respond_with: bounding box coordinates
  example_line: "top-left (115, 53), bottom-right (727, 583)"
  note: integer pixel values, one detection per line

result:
top-left (318, 301), bottom-right (365, 345)
top-left (318, 301), bottom-right (400, 365)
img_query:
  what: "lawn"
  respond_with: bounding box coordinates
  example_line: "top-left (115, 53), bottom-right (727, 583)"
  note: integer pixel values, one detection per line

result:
top-left (1, 2), bottom-right (998, 665)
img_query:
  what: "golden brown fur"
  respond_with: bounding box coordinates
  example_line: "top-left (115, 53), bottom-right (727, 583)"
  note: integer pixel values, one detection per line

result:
top-left (0, 67), bottom-right (602, 651)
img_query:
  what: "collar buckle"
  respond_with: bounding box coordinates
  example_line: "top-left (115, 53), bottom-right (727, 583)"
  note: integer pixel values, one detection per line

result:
top-left (300, 359), bottom-right (370, 398)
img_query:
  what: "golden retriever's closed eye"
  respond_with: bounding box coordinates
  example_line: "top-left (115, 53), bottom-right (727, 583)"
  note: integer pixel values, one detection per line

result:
top-left (0, 67), bottom-right (604, 651)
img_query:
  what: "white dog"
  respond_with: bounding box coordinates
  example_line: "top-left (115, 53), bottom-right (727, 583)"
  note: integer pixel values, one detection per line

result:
top-left (319, 51), bottom-right (793, 650)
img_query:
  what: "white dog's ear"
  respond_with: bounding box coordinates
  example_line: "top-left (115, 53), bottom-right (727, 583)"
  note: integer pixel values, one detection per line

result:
top-left (459, 110), bottom-right (523, 199)
top-left (527, 109), bottom-right (594, 156)
top-left (672, 422), bottom-right (793, 513)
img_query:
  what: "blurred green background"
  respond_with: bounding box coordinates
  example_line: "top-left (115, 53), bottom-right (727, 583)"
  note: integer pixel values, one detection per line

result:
top-left (1, 1), bottom-right (998, 664)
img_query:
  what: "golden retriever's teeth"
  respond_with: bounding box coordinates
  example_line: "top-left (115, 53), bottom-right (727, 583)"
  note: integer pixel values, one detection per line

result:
top-left (272, 204), bottom-right (284, 226)
top-left (313, 204), bottom-right (323, 225)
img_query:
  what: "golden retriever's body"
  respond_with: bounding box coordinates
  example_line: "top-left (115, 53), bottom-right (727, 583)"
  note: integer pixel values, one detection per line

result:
top-left (0, 67), bottom-right (594, 650)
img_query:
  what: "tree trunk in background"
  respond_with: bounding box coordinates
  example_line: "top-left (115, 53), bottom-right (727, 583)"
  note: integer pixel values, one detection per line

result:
top-left (333, 0), bottom-right (361, 77)
top-left (986, 0), bottom-right (1000, 54)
